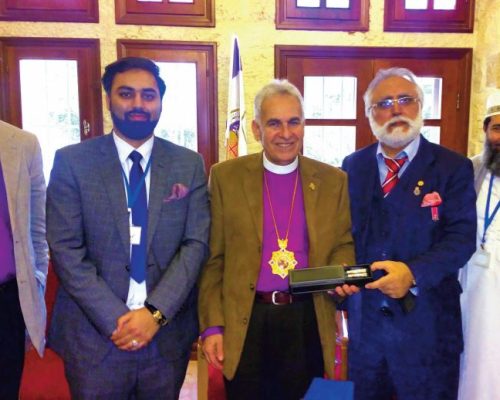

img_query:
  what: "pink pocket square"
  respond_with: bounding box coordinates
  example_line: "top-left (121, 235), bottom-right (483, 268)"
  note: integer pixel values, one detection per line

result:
top-left (420, 191), bottom-right (442, 221)
top-left (420, 191), bottom-right (442, 207)
top-left (164, 183), bottom-right (189, 202)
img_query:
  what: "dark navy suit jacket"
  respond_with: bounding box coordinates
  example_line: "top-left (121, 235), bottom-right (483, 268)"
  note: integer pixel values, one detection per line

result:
top-left (342, 136), bottom-right (476, 359)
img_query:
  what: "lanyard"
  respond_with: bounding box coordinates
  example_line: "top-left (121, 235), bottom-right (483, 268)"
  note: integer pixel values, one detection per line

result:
top-left (482, 173), bottom-right (500, 246)
top-left (120, 156), bottom-right (152, 210)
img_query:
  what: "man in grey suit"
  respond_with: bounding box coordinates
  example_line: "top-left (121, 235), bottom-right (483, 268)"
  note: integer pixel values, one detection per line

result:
top-left (47, 57), bottom-right (210, 399)
top-left (0, 120), bottom-right (48, 399)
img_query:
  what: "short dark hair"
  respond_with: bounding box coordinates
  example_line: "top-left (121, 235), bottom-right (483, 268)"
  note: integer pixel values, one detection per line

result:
top-left (101, 57), bottom-right (166, 99)
top-left (484, 116), bottom-right (491, 131)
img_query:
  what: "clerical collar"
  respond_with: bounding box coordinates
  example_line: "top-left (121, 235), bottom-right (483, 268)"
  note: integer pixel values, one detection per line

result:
top-left (263, 153), bottom-right (298, 174)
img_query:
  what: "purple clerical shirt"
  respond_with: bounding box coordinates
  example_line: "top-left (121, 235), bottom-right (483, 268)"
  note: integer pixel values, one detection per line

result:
top-left (201, 161), bottom-right (310, 340)
top-left (0, 160), bottom-right (16, 283)
top-left (256, 168), bottom-right (309, 291)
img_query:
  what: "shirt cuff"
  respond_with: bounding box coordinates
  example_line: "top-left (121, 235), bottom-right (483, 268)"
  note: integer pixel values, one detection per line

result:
top-left (201, 326), bottom-right (224, 340)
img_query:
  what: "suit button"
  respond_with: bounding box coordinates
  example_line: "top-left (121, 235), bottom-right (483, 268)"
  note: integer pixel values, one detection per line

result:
top-left (249, 283), bottom-right (255, 291)
top-left (243, 317), bottom-right (248, 325)
top-left (380, 306), bottom-right (393, 317)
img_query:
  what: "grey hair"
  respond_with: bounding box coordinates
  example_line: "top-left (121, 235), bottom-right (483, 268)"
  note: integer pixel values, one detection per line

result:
top-left (363, 67), bottom-right (424, 117)
top-left (254, 79), bottom-right (304, 126)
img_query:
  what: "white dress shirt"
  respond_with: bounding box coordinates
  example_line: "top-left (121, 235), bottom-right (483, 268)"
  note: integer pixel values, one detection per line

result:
top-left (113, 132), bottom-right (153, 310)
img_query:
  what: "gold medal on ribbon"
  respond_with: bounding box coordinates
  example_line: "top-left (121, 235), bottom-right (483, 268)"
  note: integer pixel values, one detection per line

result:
top-left (269, 239), bottom-right (298, 279)
top-left (264, 171), bottom-right (299, 279)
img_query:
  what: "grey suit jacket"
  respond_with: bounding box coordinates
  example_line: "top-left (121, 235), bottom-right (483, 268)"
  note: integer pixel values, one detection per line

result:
top-left (46, 134), bottom-right (210, 364)
top-left (0, 120), bottom-right (48, 356)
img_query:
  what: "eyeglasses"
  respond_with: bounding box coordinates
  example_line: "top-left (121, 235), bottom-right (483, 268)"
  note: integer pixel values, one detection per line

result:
top-left (369, 96), bottom-right (420, 112)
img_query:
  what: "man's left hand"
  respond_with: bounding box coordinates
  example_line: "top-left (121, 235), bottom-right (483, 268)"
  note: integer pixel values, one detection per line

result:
top-left (111, 308), bottom-right (161, 351)
top-left (365, 261), bottom-right (415, 298)
top-left (330, 284), bottom-right (361, 297)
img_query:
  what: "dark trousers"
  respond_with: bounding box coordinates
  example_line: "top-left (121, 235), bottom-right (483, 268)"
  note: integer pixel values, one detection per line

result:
top-left (349, 306), bottom-right (460, 400)
top-left (0, 279), bottom-right (26, 400)
top-left (224, 298), bottom-right (324, 400)
top-left (64, 340), bottom-right (190, 400)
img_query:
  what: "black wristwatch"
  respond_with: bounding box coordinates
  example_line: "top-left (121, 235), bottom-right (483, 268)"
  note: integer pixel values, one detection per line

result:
top-left (144, 301), bottom-right (168, 326)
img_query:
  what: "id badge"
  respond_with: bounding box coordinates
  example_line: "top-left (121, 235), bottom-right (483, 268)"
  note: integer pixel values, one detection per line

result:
top-left (130, 226), bottom-right (142, 245)
top-left (470, 247), bottom-right (491, 269)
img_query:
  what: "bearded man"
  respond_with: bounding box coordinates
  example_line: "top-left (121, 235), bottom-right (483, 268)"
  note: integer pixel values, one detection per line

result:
top-left (46, 57), bottom-right (209, 399)
top-left (341, 67), bottom-right (476, 400)
top-left (458, 91), bottom-right (500, 400)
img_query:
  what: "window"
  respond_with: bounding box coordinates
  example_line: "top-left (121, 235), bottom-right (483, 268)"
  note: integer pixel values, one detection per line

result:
top-left (0, 38), bottom-right (103, 180)
top-left (276, 45), bottom-right (472, 165)
top-left (384, 0), bottom-right (475, 32)
top-left (0, 0), bottom-right (98, 22)
top-left (303, 76), bottom-right (357, 165)
top-left (115, 0), bottom-right (215, 27)
top-left (276, 0), bottom-right (369, 31)
top-left (417, 76), bottom-right (443, 143)
top-left (20, 60), bottom-right (82, 180)
top-left (117, 40), bottom-right (218, 169)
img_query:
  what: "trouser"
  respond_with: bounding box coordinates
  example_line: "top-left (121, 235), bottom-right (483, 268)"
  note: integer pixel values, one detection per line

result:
top-left (0, 278), bottom-right (26, 400)
top-left (64, 340), bottom-right (191, 400)
top-left (225, 296), bottom-right (324, 400)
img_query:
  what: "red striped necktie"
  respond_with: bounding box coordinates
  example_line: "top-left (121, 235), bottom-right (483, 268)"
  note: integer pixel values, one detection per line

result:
top-left (382, 156), bottom-right (408, 197)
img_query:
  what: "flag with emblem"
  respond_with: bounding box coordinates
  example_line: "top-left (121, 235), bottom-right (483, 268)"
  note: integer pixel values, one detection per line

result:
top-left (225, 35), bottom-right (247, 159)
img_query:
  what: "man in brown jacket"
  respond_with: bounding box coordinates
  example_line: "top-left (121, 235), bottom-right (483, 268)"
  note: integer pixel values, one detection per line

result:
top-left (198, 79), bottom-right (356, 400)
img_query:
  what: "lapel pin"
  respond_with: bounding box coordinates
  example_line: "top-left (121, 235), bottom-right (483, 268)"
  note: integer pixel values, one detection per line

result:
top-left (414, 180), bottom-right (424, 195)
top-left (309, 182), bottom-right (316, 191)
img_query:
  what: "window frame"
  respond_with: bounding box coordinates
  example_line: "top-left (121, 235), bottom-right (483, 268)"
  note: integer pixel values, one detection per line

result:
top-left (0, 0), bottom-right (98, 23)
top-left (275, 0), bottom-right (369, 31)
top-left (0, 37), bottom-right (103, 140)
top-left (275, 45), bottom-right (473, 155)
top-left (384, 0), bottom-right (475, 33)
top-left (115, 0), bottom-right (215, 27)
top-left (117, 39), bottom-right (218, 169)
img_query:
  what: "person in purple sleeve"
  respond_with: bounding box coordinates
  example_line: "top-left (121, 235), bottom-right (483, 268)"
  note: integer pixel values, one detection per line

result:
top-left (198, 79), bottom-right (356, 400)
top-left (0, 120), bottom-right (48, 400)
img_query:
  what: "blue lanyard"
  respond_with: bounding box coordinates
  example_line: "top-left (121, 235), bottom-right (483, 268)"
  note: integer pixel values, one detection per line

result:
top-left (120, 156), bottom-right (152, 210)
top-left (482, 173), bottom-right (500, 246)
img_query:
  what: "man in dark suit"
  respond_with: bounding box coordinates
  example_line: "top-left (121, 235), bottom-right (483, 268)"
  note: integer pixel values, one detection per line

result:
top-left (341, 67), bottom-right (476, 400)
top-left (47, 57), bottom-right (210, 399)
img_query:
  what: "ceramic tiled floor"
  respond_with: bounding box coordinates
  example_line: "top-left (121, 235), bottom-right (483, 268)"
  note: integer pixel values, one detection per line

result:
top-left (179, 360), bottom-right (198, 400)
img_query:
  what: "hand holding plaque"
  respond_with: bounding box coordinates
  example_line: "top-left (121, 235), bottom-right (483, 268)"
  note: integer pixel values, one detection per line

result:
top-left (289, 264), bottom-right (373, 295)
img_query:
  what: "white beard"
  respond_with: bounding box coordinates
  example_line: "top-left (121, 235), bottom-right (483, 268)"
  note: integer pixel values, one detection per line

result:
top-left (369, 114), bottom-right (423, 149)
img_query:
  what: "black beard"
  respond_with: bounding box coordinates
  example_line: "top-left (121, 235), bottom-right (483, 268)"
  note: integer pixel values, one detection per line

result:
top-left (111, 109), bottom-right (159, 141)
top-left (485, 140), bottom-right (500, 177)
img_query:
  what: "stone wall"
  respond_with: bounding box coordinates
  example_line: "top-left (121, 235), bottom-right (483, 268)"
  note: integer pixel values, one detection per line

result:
top-left (0, 0), bottom-right (494, 157)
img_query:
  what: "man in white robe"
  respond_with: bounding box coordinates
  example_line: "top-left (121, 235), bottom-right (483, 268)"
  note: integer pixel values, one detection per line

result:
top-left (458, 91), bottom-right (500, 400)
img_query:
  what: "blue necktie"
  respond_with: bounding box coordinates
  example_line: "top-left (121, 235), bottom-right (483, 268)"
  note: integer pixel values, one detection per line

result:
top-left (129, 150), bottom-right (148, 283)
